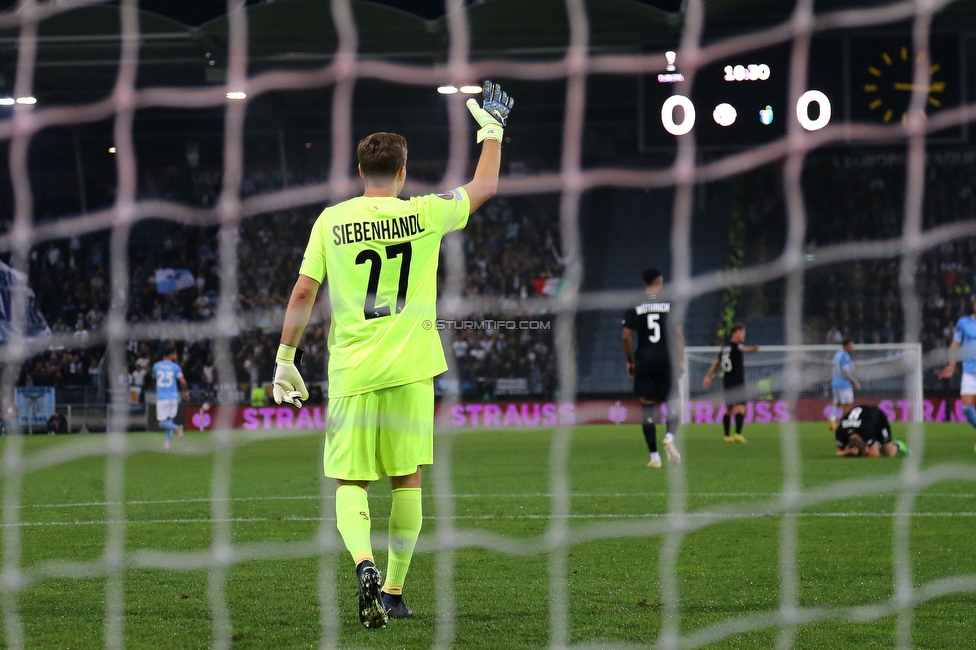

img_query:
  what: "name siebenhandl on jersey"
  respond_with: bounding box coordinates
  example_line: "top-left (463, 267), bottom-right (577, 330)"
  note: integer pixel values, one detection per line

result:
top-left (635, 302), bottom-right (671, 315)
top-left (841, 417), bottom-right (861, 429)
top-left (332, 215), bottom-right (426, 246)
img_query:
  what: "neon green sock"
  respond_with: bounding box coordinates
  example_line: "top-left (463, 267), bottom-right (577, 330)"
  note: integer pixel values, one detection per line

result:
top-left (382, 488), bottom-right (422, 595)
top-left (335, 485), bottom-right (373, 566)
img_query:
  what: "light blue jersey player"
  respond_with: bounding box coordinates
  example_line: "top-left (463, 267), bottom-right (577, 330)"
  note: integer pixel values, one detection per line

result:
top-left (940, 298), bottom-right (976, 448)
top-left (153, 345), bottom-right (187, 450)
top-left (829, 339), bottom-right (860, 431)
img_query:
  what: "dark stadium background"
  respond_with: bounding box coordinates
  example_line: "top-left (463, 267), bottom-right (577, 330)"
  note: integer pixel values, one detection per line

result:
top-left (0, 1), bottom-right (685, 24)
top-left (0, 0), bottom-right (972, 422)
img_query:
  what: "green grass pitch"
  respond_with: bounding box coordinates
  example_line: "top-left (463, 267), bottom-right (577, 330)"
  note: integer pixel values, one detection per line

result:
top-left (6, 422), bottom-right (976, 649)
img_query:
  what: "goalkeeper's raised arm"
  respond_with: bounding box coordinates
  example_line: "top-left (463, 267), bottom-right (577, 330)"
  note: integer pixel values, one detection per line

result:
top-left (462, 80), bottom-right (514, 213)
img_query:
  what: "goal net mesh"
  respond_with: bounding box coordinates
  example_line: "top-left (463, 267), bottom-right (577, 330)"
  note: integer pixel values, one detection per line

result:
top-left (0, 0), bottom-right (973, 649)
top-left (683, 344), bottom-right (924, 423)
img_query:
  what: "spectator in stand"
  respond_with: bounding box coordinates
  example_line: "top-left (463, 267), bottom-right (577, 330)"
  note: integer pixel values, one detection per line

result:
top-left (46, 411), bottom-right (66, 435)
top-left (18, 169), bottom-right (562, 401)
top-left (825, 326), bottom-right (842, 345)
top-left (88, 355), bottom-right (101, 388)
top-left (0, 399), bottom-right (15, 436)
top-left (130, 358), bottom-right (149, 402)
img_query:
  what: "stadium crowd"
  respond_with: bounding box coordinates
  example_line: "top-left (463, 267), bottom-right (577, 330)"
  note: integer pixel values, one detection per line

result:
top-left (16, 166), bottom-right (565, 401)
top-left (17, 148), bottom-right (976, 399)
top-left (731, 151), bottom-right (976, 356)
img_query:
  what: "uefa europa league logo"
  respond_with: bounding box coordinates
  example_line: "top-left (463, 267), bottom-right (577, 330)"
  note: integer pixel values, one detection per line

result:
top-left (191, 410), bottom-right (212, 431)
top-left (608, 401), bottom-right (627, 425)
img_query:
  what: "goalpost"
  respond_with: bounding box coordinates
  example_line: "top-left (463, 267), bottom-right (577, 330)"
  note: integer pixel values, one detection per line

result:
top-left (682, 344), bottom-right (924, 423)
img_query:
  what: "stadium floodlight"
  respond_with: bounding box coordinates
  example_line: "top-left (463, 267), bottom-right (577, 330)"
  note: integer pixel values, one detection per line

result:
top-left (0, 97), bottom-right (13, 106)
top-left (437, 85), bottom-right (458, 94)
top-left (108, 147), bottom-right (116, 154)
top-left (226, 91), bottom-right (246, 100)
top-left (15, 96), bottom-right (35, 105)
top-left (459, 85), bottom-right (482, 94)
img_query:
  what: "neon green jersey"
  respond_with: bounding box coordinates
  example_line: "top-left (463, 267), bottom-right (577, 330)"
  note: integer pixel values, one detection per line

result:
top-left (299, 188), bottom-right (470, 397)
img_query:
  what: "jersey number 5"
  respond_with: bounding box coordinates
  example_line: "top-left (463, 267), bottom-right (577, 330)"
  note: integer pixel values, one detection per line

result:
top-left (356, 243), bottom-right (412, 320)
top-left (646, 313), bottom-right (661, 343)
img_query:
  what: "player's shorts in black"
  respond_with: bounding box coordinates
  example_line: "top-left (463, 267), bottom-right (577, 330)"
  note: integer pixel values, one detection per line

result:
top-left (864, 419), bottom-right (892, 446)
top-left (634, 361), bottom-right (672, 402)
top-left (723, 379), bottom-right (746, 407)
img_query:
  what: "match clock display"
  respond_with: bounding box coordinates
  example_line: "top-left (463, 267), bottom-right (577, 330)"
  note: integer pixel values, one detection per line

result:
top-left (851, 35), bottom-right (961, 131)
top-left (639, 34), bottom-right (962, 149)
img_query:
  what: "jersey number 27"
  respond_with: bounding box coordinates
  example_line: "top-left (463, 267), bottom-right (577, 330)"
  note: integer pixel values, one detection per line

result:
top-left (356, 243), bottom-right (412, 320)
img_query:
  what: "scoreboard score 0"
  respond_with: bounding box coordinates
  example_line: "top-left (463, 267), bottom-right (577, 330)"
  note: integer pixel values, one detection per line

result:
top-left (640, 34), bottom-right (962, 149)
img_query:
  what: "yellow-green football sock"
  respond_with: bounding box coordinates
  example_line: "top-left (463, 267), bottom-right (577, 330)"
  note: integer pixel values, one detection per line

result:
top-left (335, 485), bottom-right (373, 566)
top-left (382, 488), bottom-right (422, 595)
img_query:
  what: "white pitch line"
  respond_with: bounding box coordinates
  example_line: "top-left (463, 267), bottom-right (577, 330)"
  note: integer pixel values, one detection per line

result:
top-left (8, 512), bottom-right (976, 528)
top-left (14, 491), bottom-right (976, 511)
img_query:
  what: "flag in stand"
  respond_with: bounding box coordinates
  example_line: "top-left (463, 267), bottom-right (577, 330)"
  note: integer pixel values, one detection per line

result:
top-left (0, 259), bottom-right (50, 341)
top-left (533, 277), bottom-right (563, 297)
top-left (155, 269), bottom-right (196, 294)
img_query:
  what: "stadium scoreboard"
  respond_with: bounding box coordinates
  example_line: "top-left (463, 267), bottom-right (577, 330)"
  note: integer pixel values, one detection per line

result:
top-left (640, 33), bottom-right (962, 149)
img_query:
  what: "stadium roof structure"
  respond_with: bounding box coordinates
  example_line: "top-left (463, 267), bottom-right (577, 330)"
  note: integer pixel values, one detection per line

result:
top-left (0, 0), bottom-right (677, 148)
top-left (3, 0), bottom-right (974, 105)
top-left (0, 0), bottom-right (972, 166)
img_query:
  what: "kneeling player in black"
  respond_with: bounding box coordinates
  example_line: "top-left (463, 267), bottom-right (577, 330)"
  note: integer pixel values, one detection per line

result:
top-left (623, 268), bottom-right (683, 468)
top-left (834, 405), bottom-right (909, 458)
top-left (702, 323), bottom-right (759, 443)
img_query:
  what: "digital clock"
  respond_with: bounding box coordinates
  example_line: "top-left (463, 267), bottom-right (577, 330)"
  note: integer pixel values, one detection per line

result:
top-left (724, 64), bottom-right (770, 82)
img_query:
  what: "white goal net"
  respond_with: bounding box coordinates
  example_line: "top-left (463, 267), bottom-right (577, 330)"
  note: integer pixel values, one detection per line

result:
top-left (683, 344), bottom-right (924, 423)
top-left (0, 0), bottom-right (973, 649)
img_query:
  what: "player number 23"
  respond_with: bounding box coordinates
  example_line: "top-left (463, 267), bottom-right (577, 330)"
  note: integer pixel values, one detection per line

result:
top-left (356, 243), bottom-right (412, 320)
top-left (156, 370), bottom-right (174, 388)
top-left (646, 313), bottom-right (661, 343)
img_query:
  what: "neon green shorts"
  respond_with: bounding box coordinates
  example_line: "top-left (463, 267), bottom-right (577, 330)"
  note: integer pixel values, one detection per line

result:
top-left (324, 377), bottom-right (434, 481)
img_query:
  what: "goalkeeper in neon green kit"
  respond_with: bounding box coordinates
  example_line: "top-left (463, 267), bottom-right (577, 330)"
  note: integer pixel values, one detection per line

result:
top-left (273, 81), bottom-right (513, 629)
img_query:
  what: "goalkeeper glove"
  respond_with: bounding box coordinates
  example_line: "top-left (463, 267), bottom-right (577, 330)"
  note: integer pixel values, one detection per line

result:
top-left (465, 80), bottom-right (515, 143)
top-left (273, 344), bottom-right (308, 409)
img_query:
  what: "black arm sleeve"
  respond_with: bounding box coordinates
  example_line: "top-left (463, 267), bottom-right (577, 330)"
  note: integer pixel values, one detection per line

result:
top-left (622, 307), bottom-right (636, 330)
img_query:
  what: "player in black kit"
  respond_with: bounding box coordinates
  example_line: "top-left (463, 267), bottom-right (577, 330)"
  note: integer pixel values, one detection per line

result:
top-left (622, 268), bottom-right (683, 468)
top-left (834, 405), bottom-right (909, 457)
top-left (702, 324), bottom-right (759, 443)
